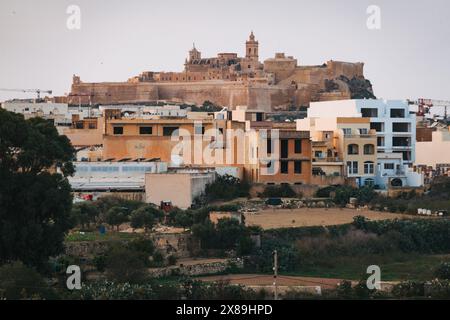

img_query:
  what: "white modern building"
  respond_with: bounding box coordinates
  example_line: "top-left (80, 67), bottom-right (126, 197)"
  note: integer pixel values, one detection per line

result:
top-left (99, 105), bottom-right (187, 118)
top-left (307, 99), bottom-right (422, 189)
top-left (2, 100), bottom-right (96, 126)
top-left (68, 161), bottom-right (168, 191)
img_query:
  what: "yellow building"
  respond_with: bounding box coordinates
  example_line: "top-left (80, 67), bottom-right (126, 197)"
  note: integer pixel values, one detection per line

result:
top-left (297, 117), bottom-right (377, 186)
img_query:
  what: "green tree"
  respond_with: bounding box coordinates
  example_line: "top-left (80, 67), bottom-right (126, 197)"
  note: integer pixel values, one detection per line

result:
top-left (71, 202), bottom-right (100, 229)
top-left (130, 206), bottom-right (156, 232)
top-left (0, 110), bottom-right (75, 269)
top-left (204, 174), bottom-right (250, 202)
top-left (0, 261), bottom-right (57, 299)
top-left (105, 207), bottom-right (128, 231)
top-left (174, 211), bottom-right (192, 230)
top-left (105, 245), bottom-right (148, 284)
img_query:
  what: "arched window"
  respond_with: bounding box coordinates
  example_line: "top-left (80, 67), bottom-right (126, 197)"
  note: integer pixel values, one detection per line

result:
top-left (364, 144), bottom-right (375, 155)
top-left (391, 178), bottom-right (403, 187)
top-left (364, 161), bottom-right (375, 174)
top-left (348, 144), bottom-right (359, 155)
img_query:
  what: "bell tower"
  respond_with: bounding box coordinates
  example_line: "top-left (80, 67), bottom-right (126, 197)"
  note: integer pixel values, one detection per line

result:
top-left (188, 43), bottom-right (201, 62)
top-left (245, 31), bottom-right (259, 61)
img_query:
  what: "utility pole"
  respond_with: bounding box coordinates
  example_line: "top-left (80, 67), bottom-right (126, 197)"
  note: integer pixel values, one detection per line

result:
top-left (273, 250), bottom-right (278, 300)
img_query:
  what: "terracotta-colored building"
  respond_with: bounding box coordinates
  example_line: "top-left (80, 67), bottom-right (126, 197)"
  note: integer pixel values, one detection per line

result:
top-left (246, 122), bottom-right (312, 185)
top-left (102, 110), bottom-right (248, 168)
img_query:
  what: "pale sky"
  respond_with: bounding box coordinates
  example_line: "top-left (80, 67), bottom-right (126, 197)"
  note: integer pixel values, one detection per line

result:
top-left (1, 0), bottom-right (449, 102)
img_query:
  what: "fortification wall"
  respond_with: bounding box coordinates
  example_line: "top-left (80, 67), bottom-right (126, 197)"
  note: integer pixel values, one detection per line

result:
top-left (70, 82), bottom-right (159, 105)
top-left (155, 81), bottom-right (248, 108)
top-left (68, 60), bottom-right (367, 110)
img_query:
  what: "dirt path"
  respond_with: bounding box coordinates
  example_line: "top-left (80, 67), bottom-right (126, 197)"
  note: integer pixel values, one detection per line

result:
top-left (244, 208), bottom-right (410, 229)
top-left (197, 274), bottom-right (344, 289)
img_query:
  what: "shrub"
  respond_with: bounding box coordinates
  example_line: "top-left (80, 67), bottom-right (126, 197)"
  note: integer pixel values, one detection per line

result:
top-left (0, 261), bottom-right (57, 300)
top-left (316, 186), bottom-right (336, 198)
top-left (392, 281), bottom-right (424, 298)
top-left (167, 255), bottom-right (178, 266)
top-left (151, 251), bottom-right (165, 268)
top-left (434, 262), bottom-right (450, 280)
top-left (104, 244), bottom-right (148, 284)
top-left (204, 175), bottom-right (250, 202)
top-left (93, 255), bottom-right (107, 272)
top-left (127, 238), bottom-right (155, 256)
top-left (261, 184), bottom-right (297, 198)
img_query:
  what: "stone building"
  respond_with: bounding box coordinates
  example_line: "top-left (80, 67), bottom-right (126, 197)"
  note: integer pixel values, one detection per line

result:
top-left (66, 32), bottom-right (374, 111)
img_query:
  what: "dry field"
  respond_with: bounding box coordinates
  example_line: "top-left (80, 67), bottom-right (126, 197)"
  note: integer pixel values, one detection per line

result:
top-left (197, 274), bottom-right (343, 289)
top-left (244, 208), bottom-right (410, 229)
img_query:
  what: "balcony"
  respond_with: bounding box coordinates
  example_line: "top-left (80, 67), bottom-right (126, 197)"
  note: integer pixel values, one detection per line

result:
top-left (344, 134), bottom-right (376, 139)
top-left (313, 156), bottom-right (343, 163)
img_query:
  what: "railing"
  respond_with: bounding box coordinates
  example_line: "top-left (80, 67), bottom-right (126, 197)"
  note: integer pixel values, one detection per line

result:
top-left (344, 134), bottom-right (376, 139)
top-left (313, 157), bottom-right (343, 163)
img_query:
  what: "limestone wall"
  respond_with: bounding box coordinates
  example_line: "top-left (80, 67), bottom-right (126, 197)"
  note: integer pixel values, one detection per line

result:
top-left (68, 59), bottom-right (367, 110)
top-left (70, 82), bottom-right (159, 105)
top-left (148, 258), bottom-right (243, 278)
top-left (156, 81), bottom-right (248, 108)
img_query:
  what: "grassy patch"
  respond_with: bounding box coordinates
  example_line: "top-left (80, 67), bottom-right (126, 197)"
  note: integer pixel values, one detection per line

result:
top-left (65, 231), bottom-right (142, 242)
top-left (285, 254), bottom-right (450, 281)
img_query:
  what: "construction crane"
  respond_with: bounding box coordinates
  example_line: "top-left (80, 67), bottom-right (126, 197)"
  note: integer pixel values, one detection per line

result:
top-left (0, 88), bottom-right (52, 99)
top-left (408, 98), bottom-right (450, 118)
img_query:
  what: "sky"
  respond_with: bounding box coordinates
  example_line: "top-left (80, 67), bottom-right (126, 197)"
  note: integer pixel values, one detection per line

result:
top-left (0, 0), bottom-right (449, 102)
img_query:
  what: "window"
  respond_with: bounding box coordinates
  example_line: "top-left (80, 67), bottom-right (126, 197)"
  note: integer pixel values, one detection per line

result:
top-left (195, 125), bottom-right (205, 135)
top-left (364, 161), bottom-right (375, 174)
top-left (294, 161), bottom-right (302, 174)
top-left (163, 127), bottom-right (179, 136)
top-left (281, 139), bottom-right (288, 158)
top-left (359, 128), bottom-right (369, 135)
top-left (394, 151), bottom-right (411, 161)
top-left (390, 108), bottom-right (405, 118)
top-left (294, 139), bottom-right (302, 153)
top-left (347, 144), bottom-right (359, 155)
top-left (113, 126), bottom-right (123, 135)
top-left (364, 178), bottom-right (375, 187)
top-left (139, 126), bottom-right (152, 135)
top-left (384, 163), bottom-right (395, 170)
top-left (392, 123), bottom-right (410, 133)
top-left (343, 128), bottom-right (352, 135)
top-left (256, 113), bottom-right (263, 121)
top-left (392, 137), bottom-right (410, 147)
top-left (361, 108), bottom-right (378, 117)
top-left (266, 138), bottom-right (272, 154)
top-left (314, 151), bottom-right (323, 158)
top-left (75, 122), bottom-right (84, 129)
top-left (363, 144), bottom-right (375, 155)
top-left (347, 161), bottom-right (358, 175)
top-left (377, 137), bottom-right (385, 147)
top-left (281, 161), bottom-right (289, 174)
top-left (88, 123), bottom-right (97, 129)
top-left (370, 122), bottom-right (384, 132)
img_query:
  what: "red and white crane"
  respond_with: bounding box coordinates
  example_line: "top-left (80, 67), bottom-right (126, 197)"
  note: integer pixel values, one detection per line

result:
top-left (408, 98), bottom-right (450, 118)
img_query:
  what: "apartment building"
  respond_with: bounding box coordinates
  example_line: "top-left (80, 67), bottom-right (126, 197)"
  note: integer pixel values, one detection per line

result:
top-left (297, 117), bottom-right (377, 187)
top-left (246, 122), bottom-right (312, 185)
top-left (101, 109), bottom-right (248, 168)
top-left (307, 99), bottom-right (422, 189)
